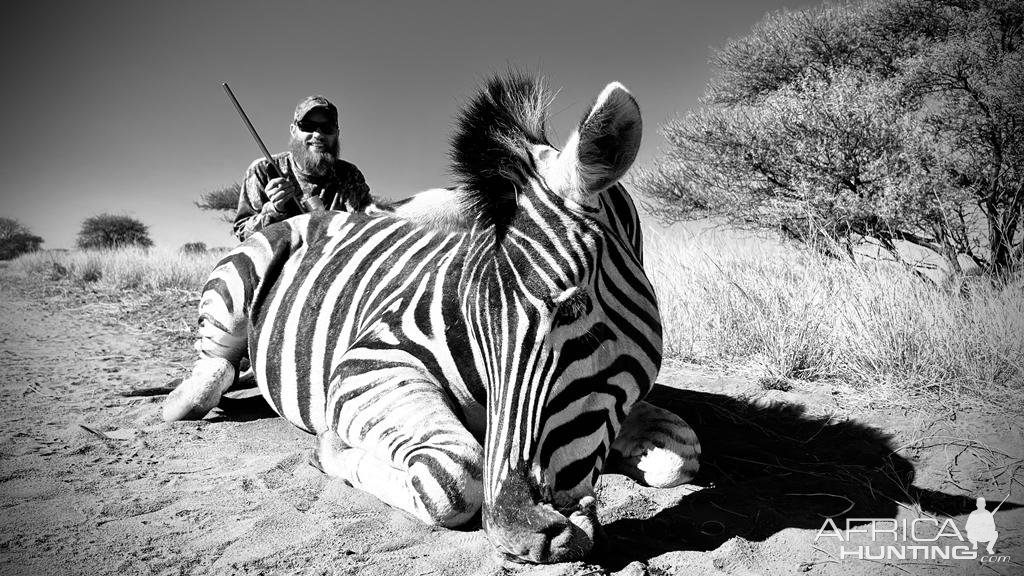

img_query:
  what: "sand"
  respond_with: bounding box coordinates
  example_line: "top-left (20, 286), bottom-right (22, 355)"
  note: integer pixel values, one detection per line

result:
top-left (1, 272), bottom-right (1021, 576)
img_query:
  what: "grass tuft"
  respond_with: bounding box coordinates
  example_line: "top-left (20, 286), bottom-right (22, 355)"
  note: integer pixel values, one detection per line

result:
top-left (643, 223), bottom-right (1024, 404)
top-left (9, 247), bottom-right (223, 292)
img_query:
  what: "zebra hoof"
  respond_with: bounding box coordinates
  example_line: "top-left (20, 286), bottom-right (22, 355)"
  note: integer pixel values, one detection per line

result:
top-left (161, 357), bottom-right (235, 422)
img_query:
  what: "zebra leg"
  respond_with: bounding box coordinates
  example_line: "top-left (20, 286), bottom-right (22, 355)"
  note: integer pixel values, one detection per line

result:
top-left (314, 367), bottom-right (484, 527)
top-left (606, 400), bottom-right (700, 488)
top-left (162, 260), bottom-right (251, 422)
top-left (164, 222), bottom-right (311, 422)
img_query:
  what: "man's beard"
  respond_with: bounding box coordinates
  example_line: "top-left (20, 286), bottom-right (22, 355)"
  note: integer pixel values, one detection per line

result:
top-left (289, 136), bottom-right (339, 179)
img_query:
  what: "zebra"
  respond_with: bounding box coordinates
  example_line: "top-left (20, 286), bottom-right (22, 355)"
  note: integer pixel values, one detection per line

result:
top-left (163, 73), bottom-right (700, 563)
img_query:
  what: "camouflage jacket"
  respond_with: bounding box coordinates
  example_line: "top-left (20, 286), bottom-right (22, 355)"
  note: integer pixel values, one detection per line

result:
top-left (233, 152), bottom-right (374, 241)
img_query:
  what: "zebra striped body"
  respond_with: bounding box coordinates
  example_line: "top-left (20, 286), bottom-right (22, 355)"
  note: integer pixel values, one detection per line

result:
top-left (245, 211), bottom-right (485, 436)
top-left (167, 74), bottom-right (700, 563)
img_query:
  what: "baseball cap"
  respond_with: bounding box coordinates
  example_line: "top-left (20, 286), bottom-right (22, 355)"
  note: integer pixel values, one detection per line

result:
top-left (294, 95), bottom-right (338, 125)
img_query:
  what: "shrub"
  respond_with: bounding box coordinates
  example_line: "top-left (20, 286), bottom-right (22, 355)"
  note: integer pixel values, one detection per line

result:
top-left (180, 242), bottom-right (208, 254)
top-left (77, 214), bottom-right (153, 250)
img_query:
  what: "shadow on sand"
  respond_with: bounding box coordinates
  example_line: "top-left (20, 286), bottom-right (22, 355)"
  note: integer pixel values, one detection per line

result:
top-left (207, 372), bottom-right (279, 423)
top-left (136, 373), bottom-right (281, 423)
top-left (157, 375), bottom-right (1017, 566)
top-left (209, 393), bottom-right (280, 423)
top-left (598, 384), bottom-right (1012, 569)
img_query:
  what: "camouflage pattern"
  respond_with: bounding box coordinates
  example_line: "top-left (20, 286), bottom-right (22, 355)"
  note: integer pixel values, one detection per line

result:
top-left (233, 152), bottom-right (372, 241)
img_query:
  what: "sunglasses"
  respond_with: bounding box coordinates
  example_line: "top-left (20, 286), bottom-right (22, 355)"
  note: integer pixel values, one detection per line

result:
top-left (295, 120), bottom-right (338, 134)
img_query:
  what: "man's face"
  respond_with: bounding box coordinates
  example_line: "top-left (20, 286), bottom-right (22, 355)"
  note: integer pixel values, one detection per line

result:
top-left (290, 108), bottom-right (339, 153)
top-left (289, 108), bottom-right (340, 176)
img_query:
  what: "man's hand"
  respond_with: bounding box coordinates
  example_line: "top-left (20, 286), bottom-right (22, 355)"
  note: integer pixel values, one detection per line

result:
top-left (262, 177), bottom-right (300, 218)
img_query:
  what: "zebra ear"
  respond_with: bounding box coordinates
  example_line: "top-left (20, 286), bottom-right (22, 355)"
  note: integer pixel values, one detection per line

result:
top-left (561, 83), bottom-right (642, 197)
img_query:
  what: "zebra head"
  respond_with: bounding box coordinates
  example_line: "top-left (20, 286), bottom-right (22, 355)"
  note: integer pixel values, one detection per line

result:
top-left (450, 74), bottom-right (661, 563)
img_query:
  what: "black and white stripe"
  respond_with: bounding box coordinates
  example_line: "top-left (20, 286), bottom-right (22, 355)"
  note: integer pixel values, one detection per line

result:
top-left (172, 73), bottom-right (684, 563)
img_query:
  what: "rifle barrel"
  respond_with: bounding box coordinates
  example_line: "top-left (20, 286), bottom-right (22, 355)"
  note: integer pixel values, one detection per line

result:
top-left (222, 82), bottom-right (277, 168)
top-left (221, 83), bottom-right (324, 213)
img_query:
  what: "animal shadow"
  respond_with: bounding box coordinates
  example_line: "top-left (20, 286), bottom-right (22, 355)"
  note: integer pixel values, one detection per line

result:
top-left (207, 371), bottom-right (279, 423)
top-left (598, 385), bottom-right (991, 568)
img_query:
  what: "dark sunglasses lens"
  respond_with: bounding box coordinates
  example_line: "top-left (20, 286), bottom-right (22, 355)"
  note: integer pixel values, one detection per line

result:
top-left (297, 121), bottom-right (336, 133)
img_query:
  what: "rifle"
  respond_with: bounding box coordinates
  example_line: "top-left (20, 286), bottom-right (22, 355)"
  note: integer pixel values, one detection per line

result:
top-left (221, 82), bottom-right (324, 212)
top-left (991, 494), bottom-right (1009, 514)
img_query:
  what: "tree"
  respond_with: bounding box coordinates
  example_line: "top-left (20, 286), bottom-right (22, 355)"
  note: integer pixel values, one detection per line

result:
top-left (0, 217), bottom-right (43, 260)
top-left (77, 214), bottom-right (153, 250)
top-left (195, 182), bottom-right (240, 223)
top-left (639, 0), bottom-right (1023, 274)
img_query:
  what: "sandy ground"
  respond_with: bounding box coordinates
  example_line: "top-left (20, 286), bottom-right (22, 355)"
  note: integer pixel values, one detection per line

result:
top-left (1, 271), bottom-right (1022, 576)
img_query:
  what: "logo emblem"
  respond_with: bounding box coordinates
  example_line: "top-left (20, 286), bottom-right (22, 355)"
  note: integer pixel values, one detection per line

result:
top-left (814, 493), bottom-right (1011, 564)
top-left (965, 495), bottom-right (1005, 555)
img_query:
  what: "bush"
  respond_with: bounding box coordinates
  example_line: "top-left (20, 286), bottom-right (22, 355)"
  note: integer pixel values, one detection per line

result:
top-left (77, 214), bottom-right (153, 250)
top-left (0, 217), bottom-right (44, 260)
top-left (180, 242), bottom-right (208, 254)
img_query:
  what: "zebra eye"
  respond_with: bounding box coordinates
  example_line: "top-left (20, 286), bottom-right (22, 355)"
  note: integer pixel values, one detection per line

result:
top-left (552, 287), bottom-right (591, 326)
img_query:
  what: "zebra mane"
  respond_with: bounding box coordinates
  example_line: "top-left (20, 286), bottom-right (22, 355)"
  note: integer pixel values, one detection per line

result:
top-left (450, 71), bottom-right (552, 235)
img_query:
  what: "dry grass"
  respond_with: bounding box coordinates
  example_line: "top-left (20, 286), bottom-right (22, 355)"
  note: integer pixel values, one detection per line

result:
top-left (7, 227), bottom-right (1022, 406)
top-left (9, 247), bottom-right (223, 292)
top-left (643, 223), bottom-right (1024, 404)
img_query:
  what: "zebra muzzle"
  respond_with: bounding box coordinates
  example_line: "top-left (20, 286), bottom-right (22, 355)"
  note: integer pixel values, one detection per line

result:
top-left (489, 495), bottom-right (599, 564)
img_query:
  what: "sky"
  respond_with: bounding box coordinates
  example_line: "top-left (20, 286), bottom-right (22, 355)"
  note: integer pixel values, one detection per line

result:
top-left (1, 0), bottom-right (816, 249)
